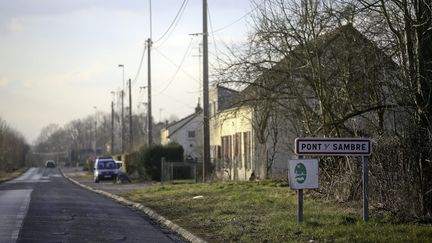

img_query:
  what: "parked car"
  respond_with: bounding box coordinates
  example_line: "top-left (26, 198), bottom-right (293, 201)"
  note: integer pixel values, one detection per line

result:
top-left (93, 156), bottom-right (117, 183)
top-left (45, 160), bottom-right (56, 168)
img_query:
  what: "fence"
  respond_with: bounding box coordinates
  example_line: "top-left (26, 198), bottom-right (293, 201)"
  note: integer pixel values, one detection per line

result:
top-left (161, 158), bottom-right (202, 183)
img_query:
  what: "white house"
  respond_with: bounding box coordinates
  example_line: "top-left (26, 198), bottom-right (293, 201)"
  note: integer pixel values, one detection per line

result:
top-left (209, 24), bottom-right (400, 181)
top-left (160, 105), bottom-right (203, 160)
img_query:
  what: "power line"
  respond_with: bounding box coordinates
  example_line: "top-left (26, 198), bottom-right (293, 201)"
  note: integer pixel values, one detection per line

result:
top-left (211, 3), bottom-right (261, 34)
top-left (131, 42), bottom-right (147, 86)
top-left (154, 48), bottom-right (199, 83)
top-left (153, 0), bottom-right (189, 47)
top-left (158, 92), bottom-right (196, 110)
top-left (158, 37), bottom-right (196, 93)
top-left (207, 5), bottom-right (222, 71)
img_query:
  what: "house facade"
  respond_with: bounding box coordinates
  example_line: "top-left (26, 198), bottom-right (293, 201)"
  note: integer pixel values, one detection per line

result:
top-left (209, 24), bottom-right (400, 181)
top-left (211, 106), bottom-right (255, 181)
top-left (160, 105), bottom-right (203, 160)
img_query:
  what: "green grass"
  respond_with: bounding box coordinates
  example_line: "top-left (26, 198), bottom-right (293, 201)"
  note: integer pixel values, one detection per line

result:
top-left (121, 181), bottom-right (432, 242)
top-left (0, 167), bottom-right (28, 183)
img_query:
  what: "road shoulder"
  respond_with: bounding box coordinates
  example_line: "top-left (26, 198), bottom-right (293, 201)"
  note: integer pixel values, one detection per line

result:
top-left (60, 167), bottom-right (206, 243)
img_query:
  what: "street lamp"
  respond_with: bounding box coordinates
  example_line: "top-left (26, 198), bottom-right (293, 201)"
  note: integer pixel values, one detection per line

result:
top-left (118, 64), bottom-right (125, 154)
top-left (93, 106), bottom-right (97, 157)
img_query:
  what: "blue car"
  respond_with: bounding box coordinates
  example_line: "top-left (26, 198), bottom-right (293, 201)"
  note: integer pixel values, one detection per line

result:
top-left (93, 157), bottom-right (118, 183)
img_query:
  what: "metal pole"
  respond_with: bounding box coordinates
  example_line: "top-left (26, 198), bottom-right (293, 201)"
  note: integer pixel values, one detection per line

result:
top-left (202, 0), bottom-right (210, 182)
top-left (298, 155), bottom-right (304, 224)
top-left (94, 106), bottom-right (97, 157)
top-left (118, 64), bottom-right (125, 154)
top-left (298, 189), bottom-right (303, 224)
top-left (363, 156), bottom-right (369, 221)
top-left (128, 78), bottom-right (133, 151)
top-left (147, 38), bottom-right (153, 146)
top-left (111, 100), bottom-right (114, 154)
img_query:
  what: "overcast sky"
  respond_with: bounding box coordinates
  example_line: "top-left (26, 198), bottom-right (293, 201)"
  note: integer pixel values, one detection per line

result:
top-left (0, 0), bottom-right (253, 143)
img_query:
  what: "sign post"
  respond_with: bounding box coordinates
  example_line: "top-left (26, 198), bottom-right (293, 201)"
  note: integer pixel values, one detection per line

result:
top-left (298, 155), bottom-right (303, 225)
top-left (298, 188), bottom-right (303, 224)
top-left (294, 138), bottom-right (372, 222)
top-left (362, 156), bottom-right (369, 221)
top-left (288, 158), bottom-right (319, 224)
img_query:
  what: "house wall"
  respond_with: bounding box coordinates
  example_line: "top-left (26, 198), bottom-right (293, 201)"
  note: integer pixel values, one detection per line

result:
top-left (161, 115), bottom-right (203, 160)
top-left (209, 84), bottom-right (239, 118)
top-left (211, 106), bottom-right (254, 181)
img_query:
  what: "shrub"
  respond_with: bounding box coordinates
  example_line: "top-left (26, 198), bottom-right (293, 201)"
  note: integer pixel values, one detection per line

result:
top-left (133, 143), bottom-right (184, 181)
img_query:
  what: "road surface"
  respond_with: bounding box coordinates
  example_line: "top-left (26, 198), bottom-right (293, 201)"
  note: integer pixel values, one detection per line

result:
top-left (0, 167), bottom-right (183, 243)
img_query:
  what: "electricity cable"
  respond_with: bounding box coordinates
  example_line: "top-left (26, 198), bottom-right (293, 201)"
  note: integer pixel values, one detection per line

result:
top-left (154, 48), bottom-right (199, 83)
top-left (158, 37), bottom-right (196, 93)
top-left (207, 5), bottom-right (222, 71)
top-left (211, 2), bottom-right (261, 34)
top-left (131, 42), bottom-right (147, 86)
top-left (153, 0), bottom-right (189, 47)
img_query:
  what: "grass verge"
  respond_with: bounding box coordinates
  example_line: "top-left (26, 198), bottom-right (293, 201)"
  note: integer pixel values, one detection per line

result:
top-left (0, 167), bottom-right (28, 183)
top-left (121, 180), bottom-right (432, 242)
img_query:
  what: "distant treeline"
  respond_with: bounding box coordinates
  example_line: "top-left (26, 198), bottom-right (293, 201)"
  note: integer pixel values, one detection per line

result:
top-left (0, 117), bottom-right (29, 173)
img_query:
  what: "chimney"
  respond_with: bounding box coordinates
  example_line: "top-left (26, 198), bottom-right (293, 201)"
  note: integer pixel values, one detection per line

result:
top-left (195, 103), bottom-right (202, 114)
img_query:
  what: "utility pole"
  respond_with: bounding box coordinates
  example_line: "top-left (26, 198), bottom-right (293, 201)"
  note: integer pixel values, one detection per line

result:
top-left (93, 106), bottom-right (98, 157)
top-left (128, 78), bottom-right (133, 151)
top-left (202, 0), bottom-right (210, 182)
top-left (147, 38), bottom-right (153, 146)
top-left (118, 64), bottom-right (125, 153)
top-left (111, 91), bottom-right (115, 154)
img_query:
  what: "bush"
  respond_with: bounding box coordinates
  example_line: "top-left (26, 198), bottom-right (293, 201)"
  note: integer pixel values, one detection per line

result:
top-left (132, 143), bottom-right (184, 181)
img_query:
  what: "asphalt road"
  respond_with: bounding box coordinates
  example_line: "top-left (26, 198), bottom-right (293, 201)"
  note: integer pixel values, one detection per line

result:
top-left (0, 167), bottom-right (183, 243)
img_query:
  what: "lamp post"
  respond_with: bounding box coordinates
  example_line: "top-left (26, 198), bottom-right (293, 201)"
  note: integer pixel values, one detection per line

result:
top-left (118, 64), bottom-right (125, 154)
top-left (93, 106), bottom-right (97, 157)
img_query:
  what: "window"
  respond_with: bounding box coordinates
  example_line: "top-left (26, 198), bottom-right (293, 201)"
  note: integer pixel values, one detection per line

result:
top-left (188, 131), bottom-right (196, 138)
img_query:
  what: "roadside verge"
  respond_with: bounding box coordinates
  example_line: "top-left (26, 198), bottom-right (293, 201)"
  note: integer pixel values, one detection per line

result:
top-left (59, 168), bottom-right (206, 243)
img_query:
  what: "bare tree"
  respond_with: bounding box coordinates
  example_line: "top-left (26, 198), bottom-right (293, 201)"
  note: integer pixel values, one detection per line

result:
top-left (217, 0), bottom-right (399, 178)
top-left (354, 0), bottom-right (432, 217)
top-left (0, 117), bottom-right (29, 172)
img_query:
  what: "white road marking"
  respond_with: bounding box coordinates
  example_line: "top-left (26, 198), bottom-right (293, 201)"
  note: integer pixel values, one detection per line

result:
top-left (0, 189), bottom-right (32, 242)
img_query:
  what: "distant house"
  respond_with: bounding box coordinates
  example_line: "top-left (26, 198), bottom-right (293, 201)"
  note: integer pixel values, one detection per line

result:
top-left (160, 105), bottom-right (203, 160)
top-left (210, 24), bottom-right (400, 181)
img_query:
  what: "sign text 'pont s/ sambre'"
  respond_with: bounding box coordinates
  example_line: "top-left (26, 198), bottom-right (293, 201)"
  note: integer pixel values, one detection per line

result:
top-left (295, 138), bottom-right (371, 156)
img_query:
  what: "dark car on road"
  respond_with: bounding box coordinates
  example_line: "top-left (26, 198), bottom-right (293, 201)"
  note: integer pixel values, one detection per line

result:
top-left (93, 156), bottom-right (118, 183)
top-left (45, 160), bottom-right (56, 168)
